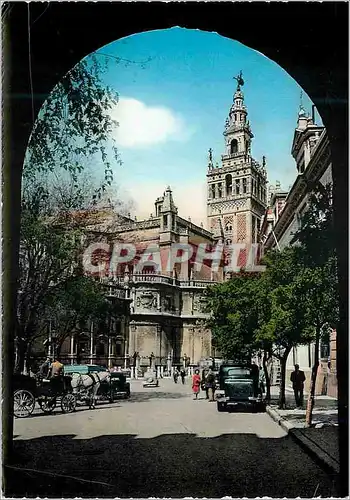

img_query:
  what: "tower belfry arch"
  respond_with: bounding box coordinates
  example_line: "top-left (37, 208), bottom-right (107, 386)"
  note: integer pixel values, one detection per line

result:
top-left (206, 73), bottom-right (268, 252)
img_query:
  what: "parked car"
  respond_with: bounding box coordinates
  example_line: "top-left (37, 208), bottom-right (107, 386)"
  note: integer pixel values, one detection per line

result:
top-left (104, 372), bottom-right (130, 400)
top-left (215, 363), bottom-right (265, 412)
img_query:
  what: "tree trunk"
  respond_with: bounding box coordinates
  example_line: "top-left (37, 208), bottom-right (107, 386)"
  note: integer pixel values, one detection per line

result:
top-left (263, 350), bottom-right (271, 403)
top-left (306, 329), bottom-right (321, 427)
top-left (278, 347), bottom-right (291, 409)
top-left (14, 338), bottom-right (26, 374)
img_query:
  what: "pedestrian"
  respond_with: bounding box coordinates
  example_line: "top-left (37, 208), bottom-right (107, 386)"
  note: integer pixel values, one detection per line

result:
top-left (202, 369), bottom-right (209, 399)
top-left (206, 368), bottom-right (216, 402)
top-left (290, 364), bottom-right (306, 408)
top-left (173, 368), bottom-right (179, 384)
top-left (258, 366), bottom-right (265, 396)
top-left (180, 368), bottom-right (186, 384)
top-left (251, 363), bottom-right (259, 397)
top-left (192, 369), bottom-right (201, 400)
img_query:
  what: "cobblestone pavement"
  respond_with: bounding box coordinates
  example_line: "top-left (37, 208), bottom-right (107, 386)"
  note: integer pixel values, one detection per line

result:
top-left (9, 379), bottom-right (339, 498)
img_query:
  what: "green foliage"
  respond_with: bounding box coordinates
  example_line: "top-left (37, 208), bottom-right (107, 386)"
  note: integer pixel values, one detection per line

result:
top-left (44, 275), bottom-right (113, 350)
top-left (23, 54), bottom-right (121, 199)
top-left (291, 182), bottom-right (335, 266)
top-left (205, 273), bottom-right (261, 360)
top-left (255, 247), bottom-right (314, 356)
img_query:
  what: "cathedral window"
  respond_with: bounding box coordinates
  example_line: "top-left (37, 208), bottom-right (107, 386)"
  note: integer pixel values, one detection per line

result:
top-left (225, 174), bottom-right (232, 196)
top-left (211, 185), bottom-right (216, 199)
top-left (218, 183), bottom-right (223, 198)
top-left (230, 139), bottom-right (238, 154)
top-left (163, 214), bottom-right (168, 228)
top-left (243, 178), bottom-right (247, 193)
top-left (235, 179), bottom-right (240, 195)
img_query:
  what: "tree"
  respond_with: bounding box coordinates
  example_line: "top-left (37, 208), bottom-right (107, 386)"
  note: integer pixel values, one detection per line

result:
top-left (16, 178), bottom-right (86, 372)
top-left (17, 50), bottom-right (143, 371)
top-left (256, 247), bottom-right (318, 409)
top-left (291, 182), bottom-right (338, 425)
top-left (42, 275), bottom-right (113, 359)
top-left (17, 172), bottom-right (129, 373)
top-left (295, 261), bottom-right (338, 425)
top-left (205, 273), bottom-right (261, 363)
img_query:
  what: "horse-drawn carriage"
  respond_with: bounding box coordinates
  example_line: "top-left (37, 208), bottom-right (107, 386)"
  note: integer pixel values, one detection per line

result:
top-left (13, 373), bottom-right (76, 418)
top-left (64, 364), bottom-right (131, 406)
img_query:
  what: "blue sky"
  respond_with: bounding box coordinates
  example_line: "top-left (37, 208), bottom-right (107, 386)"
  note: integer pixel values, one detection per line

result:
top-left (84, 27), bottom-right (322, 226)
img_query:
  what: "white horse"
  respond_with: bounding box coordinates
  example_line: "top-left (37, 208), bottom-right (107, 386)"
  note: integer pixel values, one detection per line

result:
top-left (70, 371), bottom-right (110, 409)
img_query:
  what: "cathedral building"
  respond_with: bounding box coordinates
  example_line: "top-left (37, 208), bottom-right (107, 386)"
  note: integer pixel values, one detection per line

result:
top-left (58, 74), bottom-right (269, 373)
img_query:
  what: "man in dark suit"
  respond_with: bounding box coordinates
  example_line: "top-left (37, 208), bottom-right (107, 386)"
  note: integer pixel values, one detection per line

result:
top-left (290, 364), bottom-right (306, 408)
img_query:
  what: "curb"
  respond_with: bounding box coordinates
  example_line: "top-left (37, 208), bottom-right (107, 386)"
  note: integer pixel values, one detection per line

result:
top-left (266, 405), bottom-right (339, 475)
top-left (266, 406), bottom-right (295, 433)
top-left (290, 428), bottom-right (340, 475)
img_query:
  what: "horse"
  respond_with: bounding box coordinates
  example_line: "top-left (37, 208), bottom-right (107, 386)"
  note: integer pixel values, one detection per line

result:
top-left (70, 371), bottom-right (110, 409)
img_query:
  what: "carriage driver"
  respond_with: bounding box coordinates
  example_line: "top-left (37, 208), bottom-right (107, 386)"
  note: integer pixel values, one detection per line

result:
top-left (48, 357), bottom-right (64, 391)
top-left (48, 357), bottom-right (64, 377)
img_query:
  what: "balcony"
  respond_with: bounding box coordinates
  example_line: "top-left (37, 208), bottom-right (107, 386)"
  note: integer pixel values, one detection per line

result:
top-left (221, 152), bottom-right (245, 161)
top-left (179, 280), bottom-right (215, 288)
top-left (102, 274), bottom-right (218, 288)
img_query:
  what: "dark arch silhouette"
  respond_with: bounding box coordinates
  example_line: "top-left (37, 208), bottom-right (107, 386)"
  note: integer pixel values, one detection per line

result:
top-left (3, 3), bottom-right (348, 495)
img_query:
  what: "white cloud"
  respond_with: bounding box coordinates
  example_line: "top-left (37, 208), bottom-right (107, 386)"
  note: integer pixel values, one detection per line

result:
top-left (122, 180), bottom-right (208, 229)
top-left (111, 97), bottom-right (191, 148)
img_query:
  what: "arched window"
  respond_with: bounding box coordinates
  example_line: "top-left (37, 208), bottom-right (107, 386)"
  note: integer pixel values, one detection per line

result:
top-left (243, 178), bottom-right (247, 193)
top-left (230, 139), bottom-right (238, 154)
top-left (211, 185), bottom-right (216, 199)
top-left (225, 174), bottom-right (232, 196)
top-left (218, 183), bottom-right (223, 198)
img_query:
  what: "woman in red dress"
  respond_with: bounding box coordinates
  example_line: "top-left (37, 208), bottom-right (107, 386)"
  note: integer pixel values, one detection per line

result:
top-left (192, 369), bottom-right (201, 400)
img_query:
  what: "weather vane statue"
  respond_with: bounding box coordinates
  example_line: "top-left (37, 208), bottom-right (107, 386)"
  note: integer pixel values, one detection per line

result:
top-left (233, 70), bottom-right (245, 90)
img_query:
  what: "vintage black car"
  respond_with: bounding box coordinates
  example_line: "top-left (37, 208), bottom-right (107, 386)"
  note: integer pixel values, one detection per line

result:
top-left (215, 363), bottom-right (265, 412)
top-left (98, 372), bottom-right (131, 401)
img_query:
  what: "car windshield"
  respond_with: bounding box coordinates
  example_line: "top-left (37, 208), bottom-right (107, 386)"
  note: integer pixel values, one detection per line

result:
top-left (221, 367), bottom-right (251, 378)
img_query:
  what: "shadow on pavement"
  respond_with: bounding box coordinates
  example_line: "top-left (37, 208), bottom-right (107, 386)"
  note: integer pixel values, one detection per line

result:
top-left (125, 391), bottom-right (189, 403)
top-left (7, 432), bottom-right (340, 498)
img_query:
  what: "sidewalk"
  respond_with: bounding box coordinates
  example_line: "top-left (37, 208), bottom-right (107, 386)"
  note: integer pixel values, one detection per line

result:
top-left (266, 385), bottom-right (339, 474)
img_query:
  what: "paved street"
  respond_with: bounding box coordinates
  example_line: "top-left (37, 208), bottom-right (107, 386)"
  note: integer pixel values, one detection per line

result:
top-left (9, 379), bottom-right (339, 497)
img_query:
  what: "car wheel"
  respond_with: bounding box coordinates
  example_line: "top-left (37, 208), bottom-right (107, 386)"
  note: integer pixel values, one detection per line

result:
top-left (217, 402), bottom-right (226, 412)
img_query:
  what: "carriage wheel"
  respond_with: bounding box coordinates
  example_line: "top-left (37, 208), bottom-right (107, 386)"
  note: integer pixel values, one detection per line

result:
top-left (61, 393), bottom-right (76, 413)
top-left (38, 397), bottom-right (56, 414)
top-left (14, 389), bottom-right (35, 418)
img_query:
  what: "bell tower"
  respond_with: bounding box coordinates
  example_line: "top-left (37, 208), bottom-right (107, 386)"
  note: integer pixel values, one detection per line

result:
top-left (206, 72), bottom-right (268, 250)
